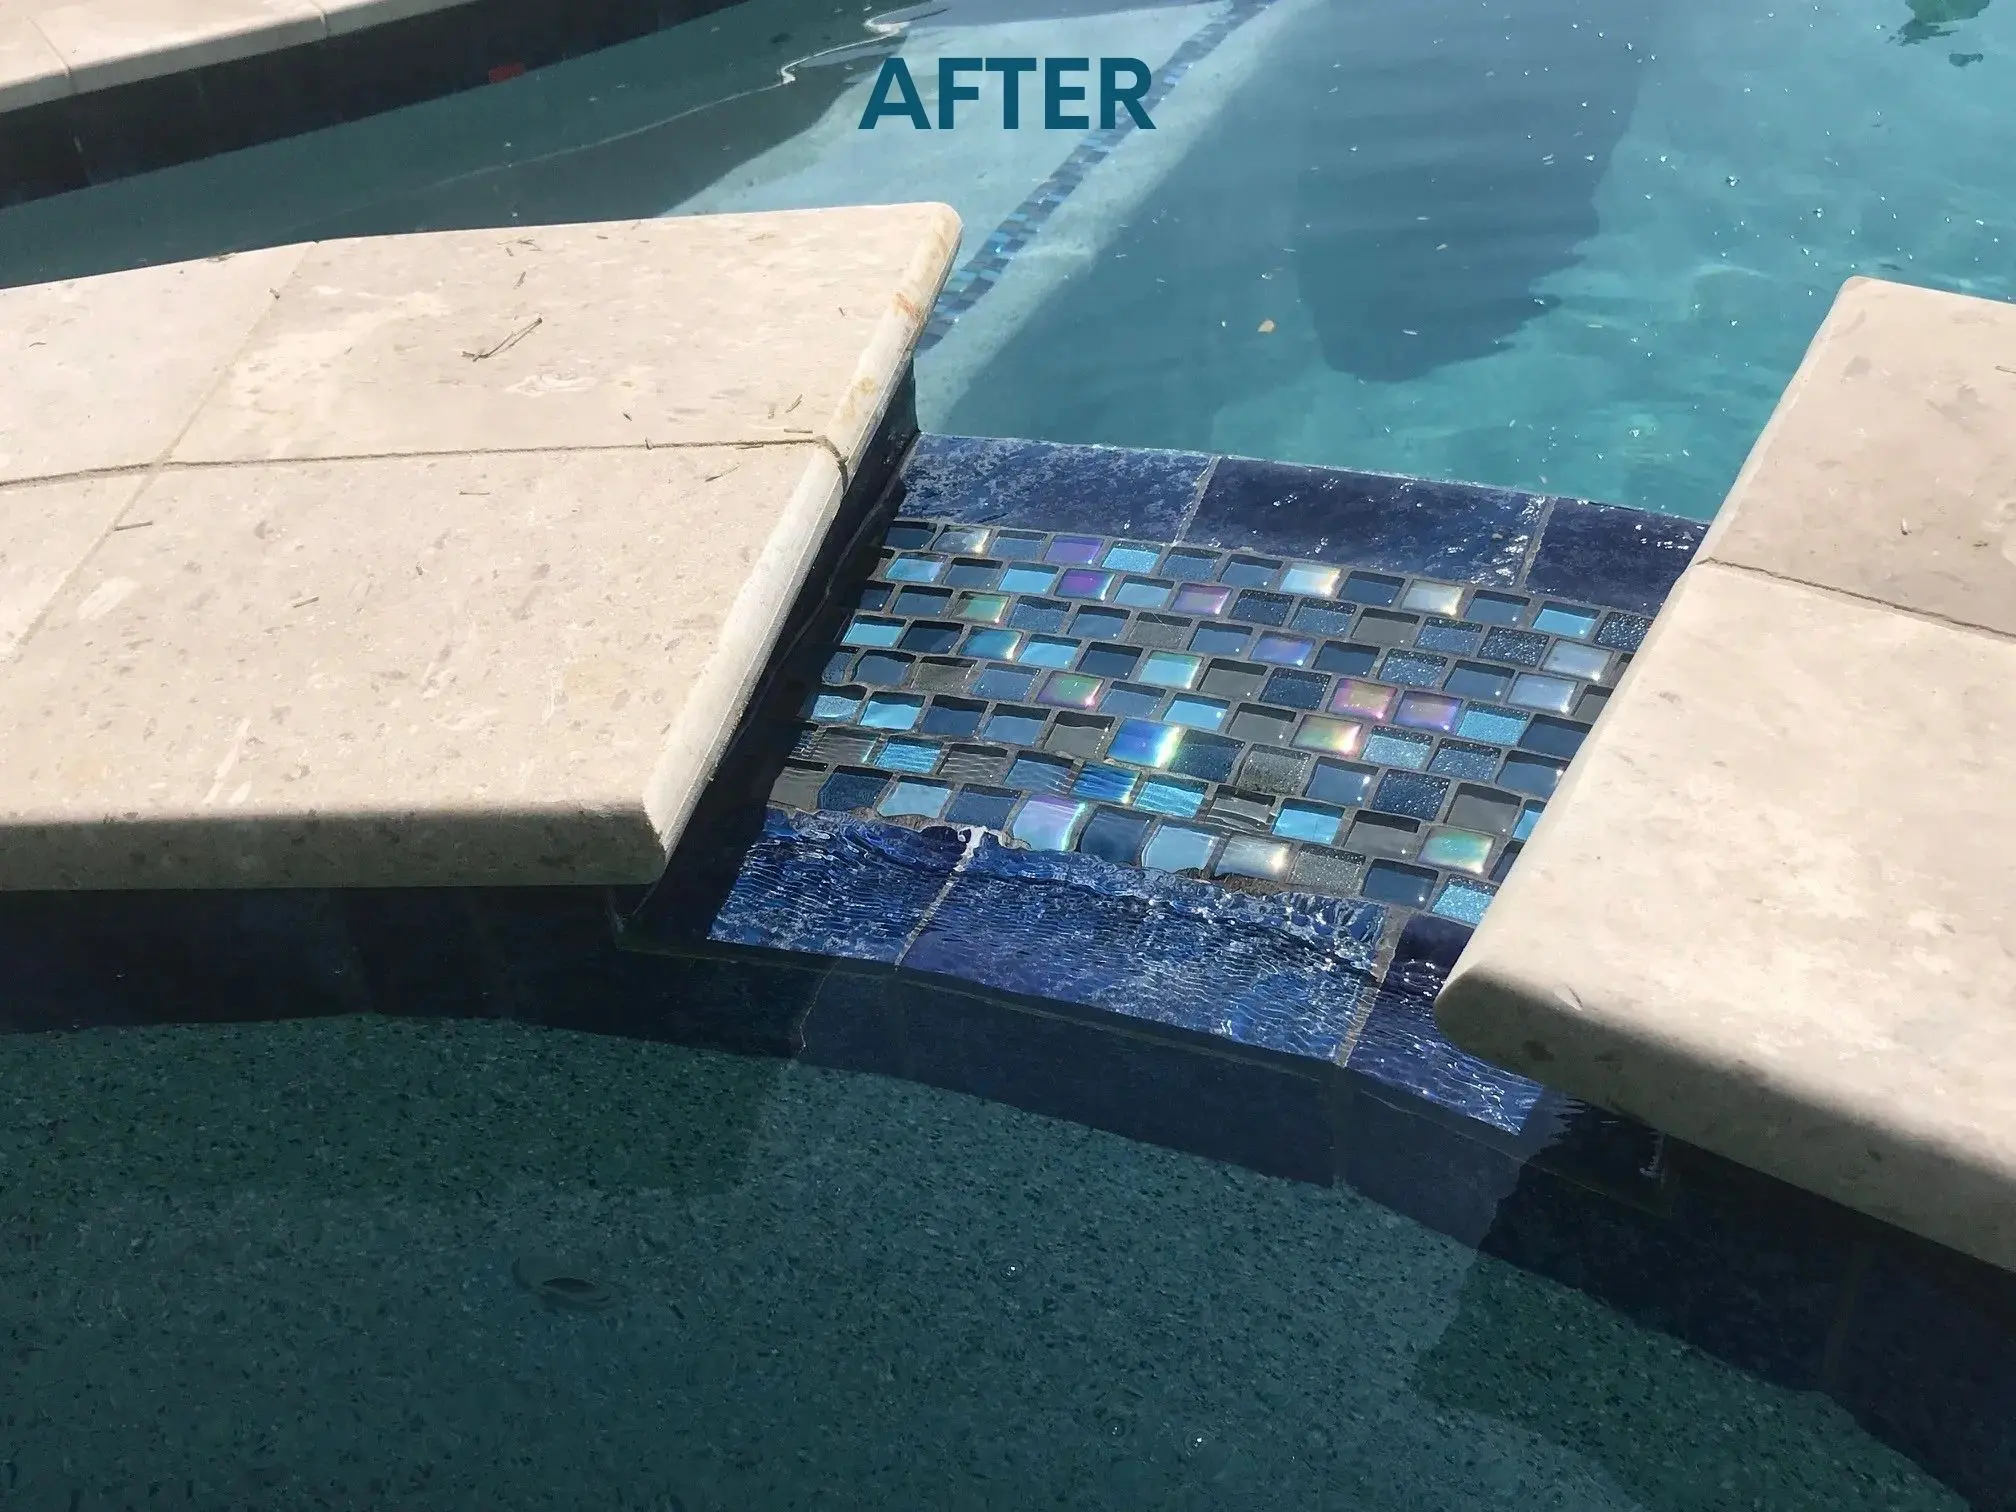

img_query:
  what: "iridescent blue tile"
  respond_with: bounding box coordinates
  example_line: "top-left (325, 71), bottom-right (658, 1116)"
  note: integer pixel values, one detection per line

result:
top-left (1165, 695), bottom-right (1229, 731)
top-left (1261, 670), bottom-right (1327, 710)
top-left (817, 770), bottom-right (886, 812)
top-left (1429, 741), bottom-right (1503, 780)
top-left (1527, 498), bottom-right (1705, 616)
top-left (1457, 704), bottom-right (1528, 743)
top-left (1231, 590), bottom-right (1292, 626)
top-left (1519, 715), bottom-right (1589, 760)
top-left (879, 778), bottom-right (952, 819)
top-left (1279, 563), bottom-right (1341, 597)
top-left (1362, 860), bottom-right (1437, 909)
top-left (1010, 796), bottom-right (1090, 851)
top-left (1420, 826), bottom-right (1494, 875)
top-left (1431, 879), bottom-right (1496, 927)
top-left (1373, 771), bottom-right (1449, 822)
top-left (1135, 775), bottom-right (1208, 817)
top-left (1000, 564), bottom-right (1060, 594)
top-left (854, 651), bottom-right (912, 686)
top-left (1220, 556), bottom-right (1280, 588)
top-left (861, 693), bottom-right (925, 731)
top-left (934, 526), bottom-right (992, 554)
top-left (1363, 729), bottom-right (1433, 770)
top-left (1046, 534), bottom-right (1106, 566)
top-left (962, 628), bottom-right (1021, 662)
top-left (1101, 683), bottom-right (1165, 718)
top-left (945, 786), bottom-right (1019, 829)
top-left (1103, 543), bottom-right (1162, 572)
top-left (894, 586), bottom-right (953, 616)
top-left (1499, 752), bottom-right (1567, 797)
top-left (1467, 591), bottom-right (1526, 625)
top-left (1216, 836), bottom-right (1292, 881)
top-left (1253, 632), bottom-right (1317, 667)
top-left (1173, 583), bottom-right (1233, 616)
top-left (1077, 807), bottom-right (1154, 865)
top-left (1381, 651), bottom-right (1447, 687)
top-left (1020, 636), bottom-right (1080, 669)
top-left (973, 666), bottom-right (1039, 701)
top-left (873, 737), bottom-right (941, 774)
top-left (900, 621), bottom-right (963, 654)
top-left (897, 436), bottom-right (1208, 538)
top-left (1340, 571), bottom-right (1405, 606)
top-left (809, 689), bottom-right (863, 721)
top-left (1543, 640), bottom-right (1610, 681)
top-left (1400, 581), bottom-right (1465, 616)
top-left (1058, 568), bottom-right (1119, 600)
top-left (1596, 611), bottom-right (1651, 651)
top-left (921, 698), bottom-right (986, 737)
top-left (1443, 661), bottom-right (1514, 701)
top-left (1159, 729), bottom-right (1236, 782)
top-left (1481, 628), bottom-right (1549, 667)
top-left (1162, 549), bottom-right (1219, 580)
top-left (842, 614), bottom-right (905, 648)
top-left (1415, 619), bottom-right (1484, 655)
top-left (1306, 759), bottom-right (1376, 807)
top-left (1140, 823), bottom-right (1217, 872)
top-left (1274, 800), bottom-right (1345, 845)
top-left (1078, 643), bottom-right (1141, 679)
top-left (1038, 672), bottom-right (1104, 710)
top-left (1006, 753), bottom-right (1074, 794)
top-left (1533, 602), bottom-right (1599, 638)
top-left (1108, 719), bottom-right (1183, 768)
top-left (1314, 641), bottom-right (1378, 676)
top-left (1190, 624), bottom-right (1251, 656)
top-left (1072, 607), bottom-right (1131, 639)
top-left (1291, 602), bottom-right (1355, 637)
top-left (1073, 764), bottom-right (1139, 803)
top-left (1115, 577), bottom-right (1174, 609)
top-left (1509, 673), bottom-right (1578, 714)
top-left (1514, 802), bottom-right (1545, 841)
top-left (885, 555), bottom-right (945, 583)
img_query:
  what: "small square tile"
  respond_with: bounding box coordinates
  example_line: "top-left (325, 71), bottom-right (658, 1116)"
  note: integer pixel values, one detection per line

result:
top-left (1341, 571), bottom-right (1405, 606)
top-left (1292, 717), bottom-right (1367, 757)
top-left (994, 530), bottom-right (1046, 559)
top-left (984, 707), bottom-right (1046, 744)
top-left (1100, 683), bottom-right (1165, 718)
top-left (1355, 610), bottom-right (1419, 645)
top-left (1307, 759), bottom-right (1376, 807)
top-left (941, 746), bottom-right (1012, 784)
top-left (1480, 628), bottom-right (1549, 666)
top-left (809, 689), bottom-right (864, 722)
top-left (1394, 691), bottom-right (1463, 732)
top-left (1348, 812), bottom-right (1421, 859)
top-left (1125, 613), bottom-right (1188, 648)
top-left (903, 621), bottom-right (965, 655)
top-left (879, 778), bottom-right (953, 819)
top-left (1239, 746), bottom-right (1310, 795)
top-left (934, 526), bottom-right (992, 554)
top-left (818, 769), bottom-right (887, 812)
top-left (1253, 632), bottom-right (1317, 667)
top-left (1134, 775), bottom-right (1209, 818)
top-left (973, 666), bottom-right (1040, 701)
top-left (1220, 556), bottom-right (1281, 587)
top-left (1077, 806), bottom-right (1154, 864)
top-left (1169, 730), bottom-right (1243, 783)
top-left (1543, 641), bottom-right (1610, 680)
top-left (1226, 704), bottom-right (1295, 745)
top-left (1595, 611), bottom-right (1651, 651)
top-left (873, 737), bottom-right (942, 774)
top-left (769, 761), bottom-right (827, 810)
top-left (1467, 591), bottom-right (1526, 625)
top-left (1428, 740), bottom-right (1503, 780)
top-left (1314, 641), bottom-right (1379, 676)
top-left (854, 651), bottom-right (914, 686)
top-left (885, 554), bottom-right (944, 583)
top-left (1456, 705), bottom-right (1527, 743)
top-left (1108, 719), bottom-right (1184, 769)
top-left (1420, 826), bottom-right (1494, 875)
top-left (1115, 577), bottom-right (1174, 609)
top-left (1446, 784), bottom-right (1520, 836)
top-left (963, 629), bottom-right (1022, 662)
top-left (1231, 590), bottom-right (1293, 626)
top-left (1190, 623), bottom-right (1251, 656)
top-left (1400, 581), bottom-right (1465, 615)
top-left (1165, 695), bottom-right (1230, 730)
top-left (1058, 568), bottom-right (1119, 600)
top-left (952, 593), bottom-right (1011, 626)
top-left (820, 650), bottom-right (855, 685)
top-left (1009, 597), bottom-right (1069, 632)
top-left (858, 584), bottom-right (893, 612)
top-left (1362, 860), bottom-right (1437, 909)
top-left (1381, 651), bottom-right (1448, 687)
top-left (1139, 651), bottom-right (1204, 689)
top-left (1274, 800), bottom-right (1345, 845)
top-left (1518, 715), bottom-right (1589, 760)
top-left (862, 693), bottom-right (925, 731)
top-left (1372, 771), bottom-right (1449, 822)
top-left (1073, 763), bottom-right (1139, 803)
top-left (1509, 673), bottom-right (1578, 714)
top-left (843, 614), bottom-right (905, 648)
top-left (1019, 636), bottom-right (1079, 670)
top-left (1498, 752), bottom-right (1567, 797)
top-left (1000, 564), bottom-right (1060, 594)
top-left (1513, 802), bottom-right (1544, 841)
top-left (1363, 729), bottom-right (1433, 769)
top-left (1206, 789), bottom-right (1277, 831)
top-left (1532, 602), bottom-right (1599, 638)
top-left (1141, 822), bottom-right (1218, 872)
top-left (1010, 796), bottom-right (1090, 851)
top-left (1280, 563), bottom-right (1341, 596)
top-left (1045, 534), bottom-right (1106, 566)
top-left (1331, 679), bottom-right (1398, 721)
top-left (1415, 618), bottom-right (1484, 654)
top-left (1293, 602), bottom-right (1356, 637)
top-left (1290, 845), bottom-right (1366, 896)
top-left (1443, 661), bottom-right (1514, 701)
top-left (1040, 713), bottom-right (1111, 759)
top-left (943, 558), bottom-right (1002, 589)
top-left (1173, 583), bottom-right (1233, 615)
top-left (884, 522), bottom-right (934, 549)
top-left (1162, 550), bottom-right (1220, 581)
top-left (1574, 686), bottom-right (1612, 722)
top-left (1430, 878), bottom-right (1496, 925)
top-left (1038, 672), bottom-right (1104, 709)
top-left (1102, 543), bottom-right (1163, 572)
top-left (1216, 835), bottom-right (1292, 880)
top-left (1261, 670), bottom-right (1329, 710)
top-left (1490, 841), bottom-right (1524, 883)
top-left (894, 586), bottom-right (954, 616)
top-left (1200, 660), bottom-right (1266, 700)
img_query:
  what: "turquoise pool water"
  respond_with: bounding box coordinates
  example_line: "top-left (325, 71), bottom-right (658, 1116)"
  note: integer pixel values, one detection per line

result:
top-left (0, 0), bottom-right (2010, 516)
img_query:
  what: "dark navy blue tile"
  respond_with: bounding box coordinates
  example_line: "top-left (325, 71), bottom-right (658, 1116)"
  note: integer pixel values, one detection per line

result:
top-left (1169, 730), bottom-right (1242, 782)
top-left (1371, 772), bottom-right (1449, 822)
top-left (1077, 807), bottom-right (1154, 866)
top-left (1526, 499), bottom-right (1706, 616)
top-left (818, 770), bottom-right (887, 812)
top-left (902, 837), bottom-right (1383, 1062)
top-left (944, 786), bottom-right (1019, 829)
top-left (1315, 641), bottom-right (1379, 677)
top-left (1261, 669), bottom-right (1328, 710)
top-left (1596, 610), bottom-right (1652, 651)
top-left (1444, 661), bottom-right (1515, 700)
top-left (897, 435), bottom-right (1209, 538)
top-left (1347, 913), bottom-right (1545, 1133)
top-left (1479, 628), bottom-right (1548, 667)
top-left (1519, 715), bottom-right (1590, 760)
top-left (1184, 459), bottom-right (1545, 585)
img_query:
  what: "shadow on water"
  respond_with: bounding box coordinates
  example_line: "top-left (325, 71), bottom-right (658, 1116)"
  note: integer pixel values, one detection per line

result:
top-left (1894, 0), bottom-right (1993, 44)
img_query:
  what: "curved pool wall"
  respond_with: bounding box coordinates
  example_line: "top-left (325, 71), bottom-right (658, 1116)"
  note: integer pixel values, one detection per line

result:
top-left (1, 0), bottom-right (2013, 516)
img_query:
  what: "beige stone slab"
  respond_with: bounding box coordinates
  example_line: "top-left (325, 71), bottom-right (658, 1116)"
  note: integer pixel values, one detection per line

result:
top-left (0, 443), bottom-right (844, 889)
top-left (172, 206), bottom-right (961, 471)
top-left (1701, 277), bottom-right (2016, 638)
top-left (30, 0), bottom-right (322, 92)
top-left (1437, 562), bottom-right (2016, 1270)
top-left (0, 16), bottom-right (69, 109)
top-left (0, 472), bottom-right (144, 660)
top-left (0, 245), bottom-right (306, 485)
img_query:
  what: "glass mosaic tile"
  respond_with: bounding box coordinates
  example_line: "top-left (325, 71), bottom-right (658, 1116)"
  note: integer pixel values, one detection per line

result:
top-left (844, 615), bottom-right (904, 648)
top-left (1116, 578), bottom-right (1173, 609)
top-left (1491, 842), bottom-right (1524, 884)
top-left (945, 786), bottom-right (1018, 828)
top-left (1355, 610), bottom-right (1418, 645)
top-left (886, 555), bottom-right (944, 583)
top-left (1341, 571), bottom-right (1404, 606)
top-left (1509, 673), bottom-right (1578, 713)
top-left (1165, 695), bottom-right (1229, 731)
top-left (1000, 565), bottom-right (1059, 594)
top-left (1274, 800), bottom-right (1345, 845)
top-left (811, 690), bottom-right (863, 721)
top-left (1429, 741), bottom-right (1503, 780)
top-left (1020, 637), bottom-right (1079, 669)
top-left (902, 622), bottom-right (964, 654)
top-left (1012, 796), bottom-right (1089, 851)
top-left (1199, 661), bottom-right (1266, 700)
top-left (1141, 823), bottom-right (1217, 873)
top-left (1280, 563), bottom-right (1341, 597)
top-left (1314, 641), bottom-right (1378, 677)
top-left (1043, 714), bottom-right (1112, 759)
top-left (1216, 835), bottom-right (1292, 880)
top-left (1420, 827), bottom-right (1494, 875)
top-left (808, 728), bottom-right (876, 765)
top-left (1363, 729), bottom-right (1432, 769)
top-left (1415, 619), bottom-right (1484, 654)
top-left (1372, 771), bottom-right (1449, 822)
top-left (1514, 802), bottom-right (1545, 841)
top-left (1169, 732), bottom-right (1242, 783)
top-left (1364, 860), bottom-right (1437, 909)
top-left (1058, 568), bottom-right (1118, 600)
top-left (1109, 719), bottom-right (1183, 769)
top-left (1135, 775), bottom-right (1208, 818)
top-left (822, 651), bottom-right (854, 684)
top-left (1533, 602), bottom-right (1599, 638)
top-left (1443, 661), bottom-right (1513, 701)
top-left (1221, 557), bottom-right (1279, 587)
top-left (1238, 746), bottom-right (1309, 796)
top-left (1231, 590), bottom-right (1292, 625)
top-left (1190, 624), bottom-right (1250, 656)
top-left (1173, 583), bottom-right (1232, 615)
top-left (1431, 878), bottom-right (1496, 926)
top-left (884, 522), bottom-right (934, 549)
top-left (1468, 591), bottom-right (1526, 624)
top-left (964, 628), bottom-right (1022, 661)
top-left (858, 584), bottom-right (893, 612)
top-left (973, 666), bottom-right (1040, 701)
top-left (1008, 597), bottom-right (1069, 632)
top-left (1293, 717), bottom-right (1367, 757)
top-left (1073, 764), bottom-right (1138, 803)
top-left (1046, 535), bottom-right (1105, 565)
top-left (1331, 679), bottom-right (1398, 721)
top-left (1543, 641), bottom-right (1609, 681)
top-left (1596, 611), bottom-right (1651, 651)
top-left (984, 707), bottom-right (1046, 744)
top-left (1293, 602), bottom-right (1356, 637)
top-left (1290, 846), bottom-right (1366, 895)
top-left (940, 744), bottom-right (1012, 785)
top-left (1447, 785), bottom-right (1519, 835)
top-left (1139, 651), bottom-right (1203, 689)
top-left (1206, 791), bottom-right (1276, 831)
top-left (921, 700), bottom-right (986, 738)
top-left (880, 778), bottom-right (952, 819)
top-left (1457, 705), bottom-right (1527, 743)
top-left (1101, 683), bottom-right (1165, 717)
top-left (1481, 628), bottom-right (1548, 666)
top-left (1074, 608), bottom-right (1132, 639)
top-left (1252, 632), bottom-right (1316, 667)
top-left (819, 769), bottom-right (886, 811)
top-left (1381, 651), bottom-right (1447, 687)
top-left (1519, 715), bottom-right (1589, 760)
top-left (1306, 759), bottom-right (1376, 807)
top-left (874, 738), bottom-right (941, 774)
top-left (1158, 549), bottom-right (1215, 581)
top-left (1006, 753), bottom-right (1074, 794)
top-left (1395, 692), bottom-right (1462, 732)
top-left (1349, 812), bottom-right (1421, 858)
top-left (894, 586), bottom-right (953, 616)
top-left (935, 526), bottom-right (992, 554)
top-left (1574, 686), bottom-right (1611, 722)
top-left (993, 530), bottom-right (1045, 559)
top-left (952, 593), bottom-right (1011, 625)
top-left (1039, 672), bottom-right (1104, 709)
top-left (1227, 705), bottom-right (1297, 746)
top-left (1401, 581), bottom-right (1464, 616)
top-left (855, 651), bottom-right (912, 686)
top-left (1262, 670), bottom-right (1328, 710)
top-left (1078, 807), bottom-right (1154, 865)
top-left (770, 761), bottom-right (826, 810)
top-left (1499, 752), bottom-right (1567, 797)
top-left (1102, 543), bottom-right (1162, 572)
top-left (943, 559), bottom-right (1001, 589)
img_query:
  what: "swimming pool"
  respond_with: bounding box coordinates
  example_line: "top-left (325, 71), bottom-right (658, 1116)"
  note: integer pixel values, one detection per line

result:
top-left (0, 0), bottom-right (2009, 517)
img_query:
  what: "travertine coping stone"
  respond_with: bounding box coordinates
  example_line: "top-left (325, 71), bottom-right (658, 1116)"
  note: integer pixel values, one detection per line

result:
top-left (1438, 276), bottom-right (2016, 1272)
top-left (0, 204), bottom-right (960, 889)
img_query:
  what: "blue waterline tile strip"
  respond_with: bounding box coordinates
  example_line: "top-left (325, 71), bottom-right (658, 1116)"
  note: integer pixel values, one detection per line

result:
top-left (637, 437), bottom-right (1705, 1137)
top-left (917, 0), bottom-right (1275, 352)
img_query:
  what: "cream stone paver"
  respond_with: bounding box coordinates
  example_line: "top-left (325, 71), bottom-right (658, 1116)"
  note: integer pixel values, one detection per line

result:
top-left (0, 204), bottom-right (960, 888)
top-left (0, 14), bottom-right (68, 110)
top-left (0, 472), bottom-right (146, 660)
top-left (1437, 275), bottom-right (2016, 1270)
top-left (29, 0), bottom-right (321, 92)
top-left (0, 245), bottom-right (307, 485)
top-left (173, 207), bottom-right (962, 470)
top-left (1700, 276), bottom-right (2016, 637)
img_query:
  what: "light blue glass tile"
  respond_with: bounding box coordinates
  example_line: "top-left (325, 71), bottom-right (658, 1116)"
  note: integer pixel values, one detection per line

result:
top-left (1134, 775), bottom-right (1207, 817)
top-left (1273, 801), bottom-right (1345, 845)
top-left (1431, 879), bottom-right (1496, 927)
top-left (1165, 695), bottom-right (1229, 731)
top-left (861, 693), bottom-right (924, 731)
top-left (1543, 641), bottom-right (1610, 681)
top-left (1364, 730), bottom-right (1432, 769)
top-left (809, 691), bottom-right (861, 721)
top-left (1115, 578), bottom-right (1173, 609)
top-left (1073, 764), bottom-right (1139, 803)
top-left (885, 555), bottom-right (945, 583)
top-left (1280, 563), bottom-right (1341, 597)
top-left (1020, 636), bottom-right (1080, 669)
top-left (964, 628), bottom-right (1023, 660)
top-left (1139, 650), bottom-right (1203, 689)
top-left (1010, 797), bottom-right (1089, 851)
top-left (873, 738), bottom-right (941, 774)
top-left (1514, 802), bottom-right (1544, 841)
top-left (879, 778), bottom-right (952, 819)
top-left (1108, 719), bottom-right (1183, 768)
top-left (1000, 565), bottom-right (1059, 594)
top-left (934, 526), bottom-right (992, 554)
top-left (1401, 581), bottom-right (1464, 616)
top-left (1509, 674), bottom-right (1578, 713)
top-left (1141, 823), bottom-right (1217, 874)
top-left (1190, 624), bottom-right (1250, 656)
top-left (1533, 603), bottom-right (1599, 638)
top-left (842, 615), bottom-right (905, 648)
top-left (1458, 705), bottom-right (1528, 743)
top-left (1103, 543), bottom-right (1162, 572)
